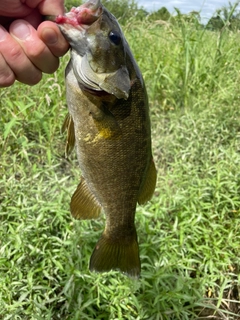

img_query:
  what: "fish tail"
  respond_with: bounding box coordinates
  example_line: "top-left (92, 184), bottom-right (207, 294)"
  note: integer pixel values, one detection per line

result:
top-left (89, 230), bottom-right (140, 278)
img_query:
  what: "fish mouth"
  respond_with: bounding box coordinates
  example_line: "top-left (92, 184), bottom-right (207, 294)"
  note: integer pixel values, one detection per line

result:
top-left (55, 0), bottom-right (102, 28)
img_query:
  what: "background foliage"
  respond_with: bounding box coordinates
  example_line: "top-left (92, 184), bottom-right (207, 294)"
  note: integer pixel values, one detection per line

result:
top-left (65, 0), bottom-right (240, 29)
top-left (0, 0), bottom-right (240, 319)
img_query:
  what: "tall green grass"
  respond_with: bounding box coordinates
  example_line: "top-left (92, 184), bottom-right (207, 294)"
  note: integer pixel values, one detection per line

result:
top-left (0, 17), bottom-right (240, 319)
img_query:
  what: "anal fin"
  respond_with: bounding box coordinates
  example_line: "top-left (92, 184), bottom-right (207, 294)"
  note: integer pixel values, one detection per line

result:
top-left (70, 177), bottom-right (101, 219)
top-left (138, 158), bottom-right (157, 205)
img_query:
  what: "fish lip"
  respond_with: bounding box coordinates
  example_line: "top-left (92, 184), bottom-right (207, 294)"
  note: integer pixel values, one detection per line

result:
top-left (55, 0), bottom-right (102, 27)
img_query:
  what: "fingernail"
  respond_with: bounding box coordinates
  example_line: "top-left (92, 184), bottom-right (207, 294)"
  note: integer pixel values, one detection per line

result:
top-left (0, 26), bottom-right (7, 41)
top-left (11, 21), bottom-right (31, 40)
top-left (41, 28), bottom-right (58, 45)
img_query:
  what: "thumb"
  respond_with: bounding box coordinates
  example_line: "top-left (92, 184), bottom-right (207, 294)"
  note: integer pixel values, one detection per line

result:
top-left (37, 21), bottom-right (69, 57)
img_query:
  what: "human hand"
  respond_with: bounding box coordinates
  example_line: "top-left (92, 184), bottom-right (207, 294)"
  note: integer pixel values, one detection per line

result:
top-left (0, 0), bottom-right (69, 87)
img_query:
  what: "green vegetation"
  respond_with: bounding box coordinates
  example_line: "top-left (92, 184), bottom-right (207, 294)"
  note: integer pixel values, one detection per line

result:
top-left (65, 0), bottom-right (144, 23)
top-left (1, 2), bottom-right (240, 319)
top-left (65, 0), bottom-right (240, 30)
top-left (206, 1), bottom-right (240, 30)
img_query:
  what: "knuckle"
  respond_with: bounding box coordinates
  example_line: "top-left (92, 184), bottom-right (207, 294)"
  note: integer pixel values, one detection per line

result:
top-left (26, 42), bottom-right (46, 60)
top-left (9, 45), bottom-right (24, 62)
top-left (0, 55), bottom-right (15, 87)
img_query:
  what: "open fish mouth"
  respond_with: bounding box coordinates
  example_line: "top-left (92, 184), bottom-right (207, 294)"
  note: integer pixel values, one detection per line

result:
top-left (55, 0), bottom-right (102, 28)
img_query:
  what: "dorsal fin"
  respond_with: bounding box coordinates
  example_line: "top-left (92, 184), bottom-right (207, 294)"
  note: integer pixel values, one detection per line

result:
top-left (62, 113), bottom-right (75, 157)
top-left (138, 158), bottom-right (157, 205)
top-left (70, 177), bottom-right (102, 219)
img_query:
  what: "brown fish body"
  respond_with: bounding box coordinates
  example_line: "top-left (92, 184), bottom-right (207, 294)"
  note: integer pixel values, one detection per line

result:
top-left (56, 0), bottom-right (156, 277)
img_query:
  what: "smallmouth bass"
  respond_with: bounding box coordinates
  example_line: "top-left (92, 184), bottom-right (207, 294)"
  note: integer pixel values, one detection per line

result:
top-left (55, 0), bottom-right (157, 278)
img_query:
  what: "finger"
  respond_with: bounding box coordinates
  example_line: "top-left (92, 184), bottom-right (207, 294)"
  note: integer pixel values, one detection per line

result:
top-left (37, 21), bottom-right (69, 57)
top-left (36, 0), bottom-right (65, 16)
top-left (0, 3), bottom-right (32, 17)
top-left (0, 53), bottom-right (15, 87)
top-left (22, 0), bottom-right (65, 15)
top-left (22, 9), bottom-right (43, 29)
top-left (0, 25), bottom-right (42, 85)
top-left (21, 0), bottom-right (45, 9)
top-left (10, 20), bottom-right (59, 74)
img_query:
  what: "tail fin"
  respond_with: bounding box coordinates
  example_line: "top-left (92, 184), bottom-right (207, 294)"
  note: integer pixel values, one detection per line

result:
top-left (89, 231), bottom-right (140, 278)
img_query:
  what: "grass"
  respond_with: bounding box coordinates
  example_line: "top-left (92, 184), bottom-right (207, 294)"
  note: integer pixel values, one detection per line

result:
top-left (1, 16), bottom-right (240, 319)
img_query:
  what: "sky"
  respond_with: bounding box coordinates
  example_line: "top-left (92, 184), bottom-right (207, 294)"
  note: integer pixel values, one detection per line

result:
top-left (136, 0), bottom-right (240, 22)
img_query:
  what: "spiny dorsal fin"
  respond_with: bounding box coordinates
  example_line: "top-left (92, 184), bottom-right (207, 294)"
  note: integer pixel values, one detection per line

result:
top-left (62, 113), bottom-right (75, 157)
top-left (70, 177), bottom-right (102, 219)
top-left (90, 229), bottom-right (140, 278)
top-left (138, 158), bottom-right (157, 205)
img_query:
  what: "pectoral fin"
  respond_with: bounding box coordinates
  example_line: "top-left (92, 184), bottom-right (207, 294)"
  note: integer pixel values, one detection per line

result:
top-left (138, 159), bottom-right (157, 205)
top-left (70, 177), bottom-right (102, 219)
top-left (91, 107), bottom-right (122, 140)
top-left (61, 113), bottom-right (75, 157)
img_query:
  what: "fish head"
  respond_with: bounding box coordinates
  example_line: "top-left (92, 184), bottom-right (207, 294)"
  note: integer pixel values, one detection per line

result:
top-left (55, 0), bottom-right (131, 99)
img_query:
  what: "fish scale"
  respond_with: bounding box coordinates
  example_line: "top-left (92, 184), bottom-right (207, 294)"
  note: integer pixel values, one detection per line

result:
top-left (54, 0), bottom-right (157, 278)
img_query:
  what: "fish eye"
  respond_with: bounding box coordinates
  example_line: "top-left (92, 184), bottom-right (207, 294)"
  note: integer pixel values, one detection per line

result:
top-left (109, 31), bottom-right (121, 45)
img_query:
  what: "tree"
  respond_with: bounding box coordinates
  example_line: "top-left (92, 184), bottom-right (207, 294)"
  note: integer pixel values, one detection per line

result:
top-left (171, 8), bottom-right (202, 28)
top-left (206, 1), bottom-right (240, 31)
top-left (206, 10), bottom-right (224, 30)
top-left (148, 7), bottom-right (171, 21)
